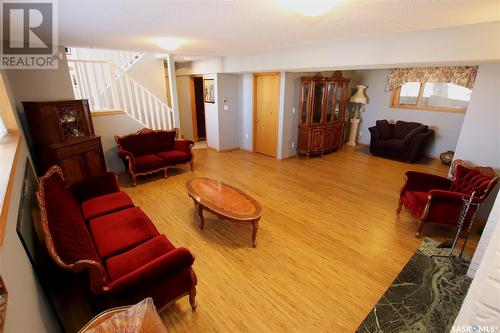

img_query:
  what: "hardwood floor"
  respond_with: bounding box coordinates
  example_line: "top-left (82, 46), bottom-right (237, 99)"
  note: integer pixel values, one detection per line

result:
top-left (120, 146), bottom-right (480, 332)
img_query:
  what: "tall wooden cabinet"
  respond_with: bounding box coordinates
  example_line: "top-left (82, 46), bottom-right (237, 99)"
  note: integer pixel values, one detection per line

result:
top-left (297, 71), bottom-right (350, 157)
top-left (23, 99), bottom-right (107, 185)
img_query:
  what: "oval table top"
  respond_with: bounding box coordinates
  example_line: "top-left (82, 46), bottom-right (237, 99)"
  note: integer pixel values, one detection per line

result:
top-left (186, 178), bottom-right (262, 221)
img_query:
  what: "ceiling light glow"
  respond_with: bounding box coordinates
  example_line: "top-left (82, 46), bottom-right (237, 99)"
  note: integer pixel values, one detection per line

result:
top-left (279, 1), bottom-right (340, 17)
top-left (151, 37), bottom-right (185, 50)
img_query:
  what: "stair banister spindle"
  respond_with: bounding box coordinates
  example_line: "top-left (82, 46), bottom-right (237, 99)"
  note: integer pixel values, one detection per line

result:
top-left (108, 63), bottom-right (119, 110)
top-left (97, 62), bottom-right (110, 109)
top-left (140, 86), bottom-right (150, 128)
top-left (116, 64), bottom-right (127, 111)
top-left (133, 80), bottom-right (143, 124)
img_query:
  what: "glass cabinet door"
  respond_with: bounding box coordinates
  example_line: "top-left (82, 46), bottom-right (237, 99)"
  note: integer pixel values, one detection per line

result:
top-left (325, 82), bottom-right (335, 123)
top-left (300, 82), bottom-right (309, 124)
top-left (312, 81), bottom-right (325, 124)
top-left (334, 83), bottom-right (343, 121)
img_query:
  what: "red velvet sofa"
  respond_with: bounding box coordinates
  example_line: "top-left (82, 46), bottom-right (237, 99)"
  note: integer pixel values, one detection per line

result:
top-left (115, 128), bottom-right (194, 186)
top-left (36, 166), bottom-right (197, 311)
top-left (398, 164), bottom-right (499, 237)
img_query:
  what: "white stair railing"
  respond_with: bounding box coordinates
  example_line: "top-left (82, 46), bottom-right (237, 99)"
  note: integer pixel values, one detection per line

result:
top-left (67, 47), bottom-right (144, 72)
top-left (68, 59), bottom-right (174, 131)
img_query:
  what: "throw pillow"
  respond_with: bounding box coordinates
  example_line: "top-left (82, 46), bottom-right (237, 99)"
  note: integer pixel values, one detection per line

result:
top-left (376, 120), bottom-right (393, 140)
top-left (402, 125), bottom-right (428, 144)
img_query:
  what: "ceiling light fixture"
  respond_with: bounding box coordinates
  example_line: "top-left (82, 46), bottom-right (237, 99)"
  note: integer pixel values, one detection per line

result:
top-left (150, 37), bottom-right (186, 50)
top-left (278, 1), bottom-right (341, 17)
top-left (182, 57), bottom-right (191, 60)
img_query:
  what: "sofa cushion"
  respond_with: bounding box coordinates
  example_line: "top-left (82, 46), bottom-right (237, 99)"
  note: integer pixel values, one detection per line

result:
top-left (156, 150), bottom-right (191, 165)
top-left (119, 131), bottom-right (176, 156)
top-left (376, 139), bottom-right (408, 152)
top-left (134, 154), bottom-right (165, 172)
top-left (394, 121), bottom-right (421, 139)
top-left (82, 191), bottom-right (134, 220)
top-left (401, 191), bottom-right (428, 218)
top-left (106, 235), bottom-right (175, 280)
top-left (90, 207), bottom-right (159, 259)
top-left (41, 171), bottom-right (102, 265)
top-left (376, 120), bottom-right (393, 140)
top-left (402, 125), bottom-right (428, 144)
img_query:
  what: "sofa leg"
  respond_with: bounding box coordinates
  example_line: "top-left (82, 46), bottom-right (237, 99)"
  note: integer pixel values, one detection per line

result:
top-left (396, 199), bottom-right (403, 215)
top-left (163, 169), bottom-right (168, 179)
top-left (132, 175), bottom-right (137, 187)
top-left (190, 161), bottom-right (194, 171)
top-left (189, 288), bottom-right (197, 311)
top-left (416, 220), bottom-right (424, 237)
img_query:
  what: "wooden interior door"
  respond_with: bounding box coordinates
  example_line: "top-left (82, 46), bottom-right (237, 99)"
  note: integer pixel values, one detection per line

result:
top-left (254, 73), bottom-right (280, 157)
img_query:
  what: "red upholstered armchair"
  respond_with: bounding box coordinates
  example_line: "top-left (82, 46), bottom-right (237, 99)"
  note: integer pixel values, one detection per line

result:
top-left (115, 128), bottom-right (194, 186)
top-left (397, 165), bottom-right (499, 237)
top-left (36, 166), bottom-right (197, 312)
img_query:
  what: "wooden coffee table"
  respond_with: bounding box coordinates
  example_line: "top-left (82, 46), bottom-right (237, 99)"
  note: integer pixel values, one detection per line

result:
top-left (186, 178), bottom-right (262, 248)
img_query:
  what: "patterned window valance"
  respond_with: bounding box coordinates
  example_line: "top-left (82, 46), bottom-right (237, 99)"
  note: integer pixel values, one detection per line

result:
top-left (385, 66), bottom-right (478, 91)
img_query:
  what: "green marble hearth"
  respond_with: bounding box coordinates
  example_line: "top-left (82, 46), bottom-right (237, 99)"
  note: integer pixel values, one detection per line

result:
top-left (356, 238), bottom-right (472, 333)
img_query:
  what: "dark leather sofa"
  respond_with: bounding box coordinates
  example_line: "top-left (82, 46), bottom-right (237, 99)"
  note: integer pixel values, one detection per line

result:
top-left (368, 120), bottom-right (433, 163)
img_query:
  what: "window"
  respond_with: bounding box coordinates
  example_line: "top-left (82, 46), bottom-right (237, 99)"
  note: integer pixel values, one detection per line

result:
top-left (390, 82), bottom-right (472, 113)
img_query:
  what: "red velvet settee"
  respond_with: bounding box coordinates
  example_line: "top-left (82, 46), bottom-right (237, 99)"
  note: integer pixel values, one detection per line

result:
top-left (115, 129), bottom-right (194, 186)
top-left (36, 166), bottom-right (197, 311)
top-left (398, 164), bottom-right (499, 237)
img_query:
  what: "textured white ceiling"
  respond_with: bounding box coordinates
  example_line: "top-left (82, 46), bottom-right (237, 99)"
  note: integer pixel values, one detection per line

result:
top-left (59, 1), bottom-right (500, 56)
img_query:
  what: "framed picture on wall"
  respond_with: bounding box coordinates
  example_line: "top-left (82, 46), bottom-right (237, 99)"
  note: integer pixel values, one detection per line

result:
top-left (204, 79), bottom-right (215, 103)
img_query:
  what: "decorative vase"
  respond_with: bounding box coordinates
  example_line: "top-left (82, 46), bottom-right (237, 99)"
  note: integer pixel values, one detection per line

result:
top-left (346, 118), bottom-right (360, 146)
top-left (439, 150), bottom-right (454, 165)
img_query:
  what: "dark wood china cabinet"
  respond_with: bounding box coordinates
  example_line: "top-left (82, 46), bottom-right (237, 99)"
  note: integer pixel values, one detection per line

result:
top-left (297, 71), bottom-right (350, 157)
top-left (23, 99), bottom-right (106, 185)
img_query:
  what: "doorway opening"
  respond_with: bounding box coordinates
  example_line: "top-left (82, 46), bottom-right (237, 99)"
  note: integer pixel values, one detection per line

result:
top-left (190, 76), bottom-right (206, 142)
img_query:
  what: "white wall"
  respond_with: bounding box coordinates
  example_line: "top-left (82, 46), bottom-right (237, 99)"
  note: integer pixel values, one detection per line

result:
top-left (126, 53), bottom-right (168, 104)
top-left (353, 69), bottom-right (465, 157)
top-left (0, 70), bottom-right (62, 333)
top-left (203, 74), bottom-right (219, 150)
top-left (91, 113), bottom-right (144, 172)
top-left (0, 140), bottom-right (61, 333)
top-left (453, 64), bottom-right (500, 277)
top-left (217, 74), bottom-right (242, 151)
top-left (241, 73), bottom-right (253, 151)
top-left (175, 75), bottom-right (194, 140)
top-left (281, 72), bottom-right (308, 158)
top-left (453, 192), bottom-right (500, 328)
top-left (4, 47), bottom-right (74, 148)
top-left (221, 22), bottom-right (500, 73)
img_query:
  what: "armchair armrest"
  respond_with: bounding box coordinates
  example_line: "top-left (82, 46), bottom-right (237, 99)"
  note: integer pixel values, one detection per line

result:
top-left (405, 130), bottom-right (433, 162)
top-left (174, 140), bottom-right (194, 154)
top-left (118, 147), bottom-right (136, 171)
top-left (368, 126), bottom-right (380, 153)
top-left (368, 126), bottom-right (380, 140)
top-left (70, 172), bottom-right (120, 202)
top-left (421, 189), bottom-right (480, 224)
top-left (429, 189), bottom-right (480, 204)
top-left (400, 171), bottom-right (451, 195)
top-left (106, 247), bottom-right (195, 294)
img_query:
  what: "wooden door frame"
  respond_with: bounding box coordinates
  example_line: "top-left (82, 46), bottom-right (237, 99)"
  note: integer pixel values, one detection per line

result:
top-left (253, 72), bottom-right (280, 157)
top-left (189, 75), bottom-right (204, 143)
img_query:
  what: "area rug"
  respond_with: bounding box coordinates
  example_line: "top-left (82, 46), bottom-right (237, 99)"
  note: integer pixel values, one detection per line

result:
top-left (356, 238), bottom-right (472, 333)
